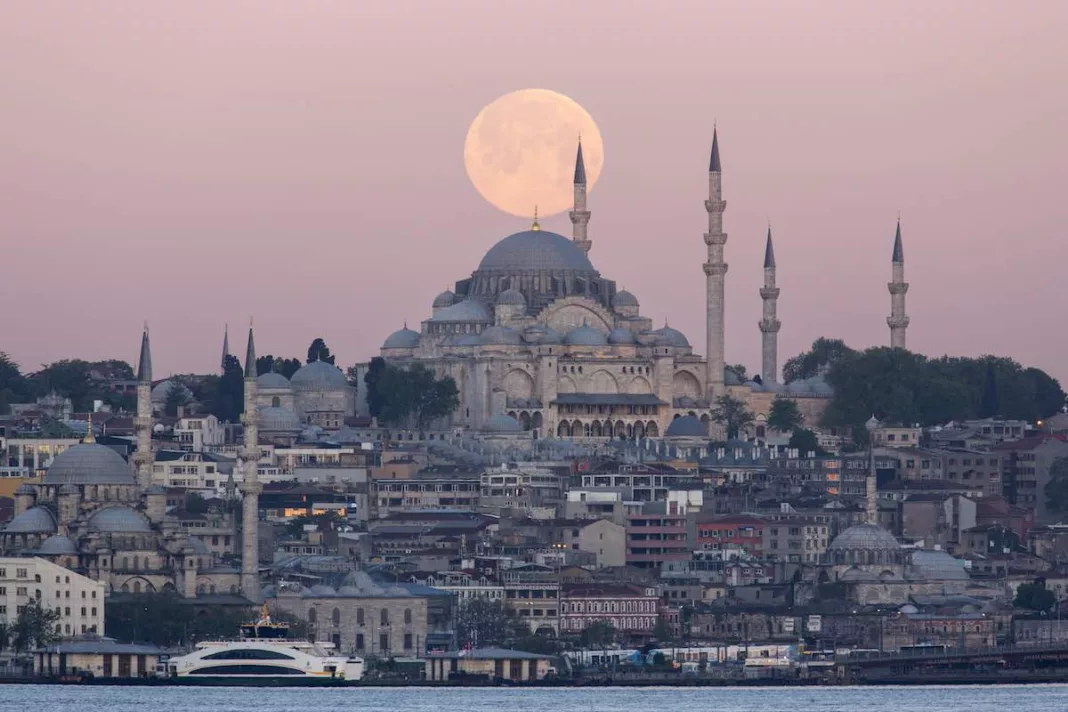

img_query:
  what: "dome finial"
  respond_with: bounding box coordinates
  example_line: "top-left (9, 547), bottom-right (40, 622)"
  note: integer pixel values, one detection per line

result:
top-left (531, 205), bottom-right (540, 232)
top-left (84, 412), bottom-right (95, 444)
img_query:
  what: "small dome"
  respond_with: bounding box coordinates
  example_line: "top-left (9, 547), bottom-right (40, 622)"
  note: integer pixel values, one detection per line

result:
top-left (786, 379), bottom-right (813, 396)
top-left (430, 299), bottom-right (492, 323)
top-left (477, 230), bottom-right (596, 273)
top-left (383, 327), bottom-right (421, 349)
top-left (607, 328), bottom-right (636, 345)
top-left (565, 324), bottom-right (607, 346)
top-left (522, 324), bottom-right (548, 344)
top-left (808, 375), bottom-right (834, 396)
top-left (613, 290), bottom-right (639, 308)
top-left (541, 327), bottom-right (563, 344)
top-left (42, 444), bottom-right (136, 486)
top-left (189, 538), bottom-right (210, 555)
top-left (762, 379), bottom-right (784, 394)
top-left (675, 395), bottom-right (698, 408)
top-left (37, 534), bottom-right (78, 556)
top-left (654, 326), bottom-right (690, 348)
top-left (432, 290), bottom-right (456, 309)
top-left (480, 325), bottom-right (523, 346)
top-left (828, 523), bottom-right (901, 552)
top-left (496, 289), bottom-right (527, 307)
top-left (256, 372), bottom-right (291, 390)
top-left (635, 330), bottom-right (659, 346)
top-left (866, 415), bottom-right (882, 429)
top-left (306, 584), bottom-right (338, 597)
top-left (724, 367), bottom-right (744, 386)
top-left (87, 506), bottom-right (152, 534)
top-left (258, 405), bottom-right (302, 433)
top-left (744, 380), bottom-right (762, 391)
top-left (290, 360), bottom-right (349, 392)
top-left (4, 506), bottom-right (57, 534)
top-left (665, 415), bottom-right (709, 438)
top-left (484, 414), bottom-right (522, 433)
top-left (151, 380), bottom-right (192, 404)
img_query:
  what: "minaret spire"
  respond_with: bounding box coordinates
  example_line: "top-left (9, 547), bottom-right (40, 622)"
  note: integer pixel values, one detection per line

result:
top-left (704, 127), bottom-right (728, 402)
top-left (759, 226), bottom-right (781, 384)
top-left (887, 219), bottom-right (909, 349)
top-left (240, 321), bottom-right (261, 601)
top-left (221, 324), bottom-right (230, 371)
top-left (569, 137), bottom-right (592, 255)
top-left (133, 324), bottom-right (155, 488)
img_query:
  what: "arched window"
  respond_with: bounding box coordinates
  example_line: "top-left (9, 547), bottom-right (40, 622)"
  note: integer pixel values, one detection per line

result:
top-left (332, 608), bottom-right (341, 626)
top-left (272, 396), bottom-right (281, 408)
top-left (404, 608), bottom-right (412, 625)
top-left (122, 557), bottom-right (129, 570)
top-left (357, 607), bottom-right (365, 625)
top-left (133, 556), bottom-right (140, 570)
top-left (308, 608), bottom-right (317, 624)
top-left (133, 581), bottom-right (141, 593)
top-left (380, 609), bottom-right (389, 626)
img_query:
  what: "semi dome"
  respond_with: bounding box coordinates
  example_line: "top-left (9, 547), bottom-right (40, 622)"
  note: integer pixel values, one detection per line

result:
top-left (564, 324), bottom-right (608, 346)
top-left (612, 290), bottom-right (639, 308)
top-left (37, 535), bottom-right (78, 555)
top-left (258, 405), bottom-right (302, 432)
top-left (829, 523), bottom-right (901, 552)
top-left (383, 327), bottom-right (421, 349)
top-left (430, 299), bottom-right (492, 323)
top-left (290, 360), bottom-right (349, 392)
top-left (607, 327), bottom-right (636, 345)
top-left (4, 506), bottom-right (57, 534)
top-left (480, 325), bottom-right (522, 346)
top-left (256, 372), bottom-right (291, 390)
top-left (477, 230), bottom-right (596, 273)
top-left (484, 413), bottom-right (522, 433)
top-left (454, 332), bottom-right (484, 347)
top-left (496, 289), bottom-right (527, 307)
top-left (654, 326), bottom-right (690, 348)
top-left (87, 506), bottom-right (152, 534)
top-left (665, 415), bottom-right (709, 438)
top-left (432, 290), bottom-right (456, 308)
top-left (42, 444), bottom-right (136, 486)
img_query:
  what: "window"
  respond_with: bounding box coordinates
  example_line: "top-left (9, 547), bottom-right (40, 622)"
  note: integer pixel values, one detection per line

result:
top-left (202, 649), bottom-right (295, 660)
top-left (380, 609), bottom-right (389, 626)
top-left (404, 608), bottom-right (412, 625)
top-left (404, 633), bottom-right (413, 650)
top-left (356, 634), bottom-right (365, 651)
top-left (308, 608), bottom-right (317, 624)
top-left (379, 633), bottom-right (389, 652)
top-left (186, 664), bottom-right (304, 676)
top-left (332, 608), bottom-right (341, 627)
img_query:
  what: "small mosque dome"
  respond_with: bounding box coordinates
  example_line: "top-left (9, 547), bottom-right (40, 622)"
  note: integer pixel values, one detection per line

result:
top-left (37, 534), bottom-right (78, 556)
top-left (383, 326), bottom-right (421, 349)
top-left (762, 379), bottom-right (784, 394)
top-left (480, 325), bottom-right (523, 346)
top-left (522, 324), bottom-right (548, 344)
top-left (654, 326), bottom-right (691, 348)
top-left (675, 395), bottom-right (698, 408)
top-left (484, 414), bottom-right (522, 433)
top-left (828, 523), bottom-right (901, 553)
top-left (496, 289), bottom-right (527, 307)
top-left (150, 379), bottom-right (193, 405)
top-left (612, 290), bottom-right (639, 309)
top-left (15, 482), bottom-right (36, 496)
top-left (635, 330), bottom-right (659, 346)
top-left (430, 299), bottom-right (492, 323)
top-left (189, 538), bottom-right (210, 555)
top-left (809, 375), bottom-right (834, 397)
top-left (87, 506), bottom-right (152, 534)
top-left (665, 415), bottom-right (709, 438)
top-left (541, 327), bottom-right (563, 344)
top-left (42, 443), bottom-right (136, 486)
top-left (256, 372), bottom-right (291, 390)
top-left (258, 405), bottom-right (302, 432)
top-left (4, 506), bottom-right (57, 534)
top-left (432, 290), bottom-right (456, 309)
top-left (866, 415), bottom-right (882, 429)
top-left (786, 379), bottom-right (813, 396)
top-left (565, 324), bottom-right (608, 346)
top-left (607, 328), bottom-right (636, 345)
top-left (290, 360), bottom-right (349, 392)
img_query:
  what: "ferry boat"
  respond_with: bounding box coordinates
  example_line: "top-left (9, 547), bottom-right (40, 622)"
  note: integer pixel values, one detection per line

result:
top-left (166, 604), bottom-right (364, 681)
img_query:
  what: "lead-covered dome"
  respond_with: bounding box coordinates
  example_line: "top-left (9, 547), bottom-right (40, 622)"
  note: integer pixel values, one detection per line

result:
top-left (565, 324), bottom-right (608, 346)
top-left (480, 325), bottom-right (522, 346)
top-left (258, 405), bottom-right (302, 432)
top-left (4, 506), bottom-right (57, 534)
top-left (829, 523), bottom-right (901, 552)
top-left (654, 325), bottom-right (691, 348)
top-left (42, 444), bottom-right (136, 486)
top-left (484, 414), bottom-right (522, 433)
top-left (430, 299), bottom-right (492, 323)
top-left (383, 327), bottom-right (421, 349)
top-left (665, 415), bottom-right (709, 438)
top-left (37, 534), bottom-right (78, 555)
top-left (477, 230), bottom-right (596, 273)
top-left (608, 327), bottom-right (636, 345)
top-left (612, 290), bottom-right (639, 308)
top-left (432, 290), bottom-right (456, 309)
top-left (256, 372), bottom-right (291, 390)
top-left (290, 360), bottom-right (349, 392)
top-left (87, 505), bottom-right (152, 534)
top-left (496, 288), bottom-right (527, 307)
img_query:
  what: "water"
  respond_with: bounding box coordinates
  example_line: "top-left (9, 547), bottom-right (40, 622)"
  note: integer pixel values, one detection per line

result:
top-left (2, 685), bottom-right (1068, 712)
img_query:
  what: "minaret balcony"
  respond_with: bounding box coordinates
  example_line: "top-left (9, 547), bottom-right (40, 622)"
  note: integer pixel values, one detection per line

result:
top-left (758, 319), bottom-right (781, 333)
top-left (703, 263), bottom-right (729, 277)
top-left (703, 232), bottom-right (728, 247)
top-left (704, 199), bottom-right (727, 212)
top-left (759, 287), bottom-right (780, 299)
top-left (887, 282), bottom-right (909, 295)
top-left (887, 316), bottom-right (910, 328)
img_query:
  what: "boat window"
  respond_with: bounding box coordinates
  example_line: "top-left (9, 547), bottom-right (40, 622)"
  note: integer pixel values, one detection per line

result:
top-left (187, 664), bottom-right (304, 675)
top-left (201, 649), bottom-right (295, 660)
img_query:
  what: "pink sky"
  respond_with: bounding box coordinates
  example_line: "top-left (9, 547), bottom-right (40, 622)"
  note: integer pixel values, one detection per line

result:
top-left (2, 1), bottom-right (1067, 382)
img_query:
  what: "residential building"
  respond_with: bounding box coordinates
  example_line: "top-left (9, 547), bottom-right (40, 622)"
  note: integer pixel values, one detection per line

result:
top-left (173, 414), bottom-right (225, 452)
top-left (870, 423), bottom-right (922, 448)
top-left (501, 564), bottom-right (559, 634)
top-left (762, 517), bottom-right (829, 563)
top-left (0, 557), bottom-right (106, 637)
top-left (567, 518), bottom-right (626, 568)
top-left (373, 477), bottom-right (479, 514)
top-left (559, 583), bottom-right (659, 638)
top-left (695, 514), bottom-right (766, 556)
top-left (996, 436), bottom-right (1068, 521)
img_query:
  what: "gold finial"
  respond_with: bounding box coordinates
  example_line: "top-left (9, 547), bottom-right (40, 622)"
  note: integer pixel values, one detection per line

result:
top-left (531, 205), bottom-right (540, 232)
top-left (84, 412), bottom-right (95, 444)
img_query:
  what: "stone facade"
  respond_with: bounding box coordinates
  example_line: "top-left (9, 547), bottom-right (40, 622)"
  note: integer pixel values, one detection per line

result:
top-left (271, 592), bottom-right (430, 657)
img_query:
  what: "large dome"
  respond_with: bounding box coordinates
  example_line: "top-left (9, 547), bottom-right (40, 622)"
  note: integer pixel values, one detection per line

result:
top-left (477, 230), bottom-right (596, 273)
top-left (42, 444), bottom-right (136, 486)
top-left (382, 327), bottom-right (421, 349)
top-left (290, 360), bottom-right (349, 392)
top-left (87, 506), bottom-right (152, 534)
top-left (828, 523), bottom-right (901, 552)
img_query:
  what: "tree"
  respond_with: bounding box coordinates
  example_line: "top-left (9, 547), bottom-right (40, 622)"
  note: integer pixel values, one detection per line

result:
top-left (364, 357), bottom-right (387, 419)
top-left (980, 361), bottom-right (999, 418)
top-left (710, 394), bottom-right (755, 439)
top-left (1027, 367), bottom-right (1066, 420)
top-left (184, 492), bottom-right (210, 515)
top-left (36, 359), bottom-right (95, 412)
top-left (0, 352), bottom-right (33, 414)
top-left (579, 620), bottom-right (616, 648)
top-left (788, 428), bottom-right (825, 456)
top-left (372, 363), bottom-right (459, 429)
top-left (256, 355), bottom-right (276, 376)
top-left (456, 599), bottom-right (512, 648)
top-left (767, 397), bottom-right (803, 433)
top-left (306, 338), bottom-right (335, 365)
top-left (1045, 458), bottom-right (1068, 516)
top-left (1014, 579), bottom-right (1056, 614)
top-left (11, 599), bottom-right (61, 652)
top-left (728, 364), bottom-right (748, 381)
top-left (652, 617), bottom-right (674, 643)
top-left (0, 621), bottom-right (10, 652)
top-left (204, 355), bottom-right (244, 423)
top-left (105, 593), bottom-right (254, 647)
top-left (164, 380), bottom-right (192, 417)
top-left (783, 338), bottom-right (855, 383)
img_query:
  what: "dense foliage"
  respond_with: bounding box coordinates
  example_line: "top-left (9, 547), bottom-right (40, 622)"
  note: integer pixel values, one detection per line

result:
top-left (0, 599), bottom-right (62, 652)
top-left (364, 360), bottom-right (459, 429)
top-left (767, 397), bottom-right (803, 432)
top-left (256, 355), bottom-right (302, 379)
top-left (1014, 579), bottom-right (1057, 614)
top-left (710, 394), bottom-right (754, 439)
top-left (306, 338), bottom-right (336, 365)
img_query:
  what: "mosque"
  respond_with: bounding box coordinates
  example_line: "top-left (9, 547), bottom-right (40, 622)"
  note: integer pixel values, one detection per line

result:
top-left (377, 132), bottom-right (910, 439)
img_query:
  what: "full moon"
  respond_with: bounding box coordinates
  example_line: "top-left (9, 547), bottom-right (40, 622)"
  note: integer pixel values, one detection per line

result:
top-left (464, 88), bottom-right (604, 218)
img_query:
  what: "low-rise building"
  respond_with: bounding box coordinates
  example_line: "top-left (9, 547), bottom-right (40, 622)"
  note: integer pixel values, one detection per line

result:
top-left (33, 637), bottom-right (163, 678)
top-left (0, 557), bottom-right (106, 637)
top-left (425, 647), bottom-right (551, 682)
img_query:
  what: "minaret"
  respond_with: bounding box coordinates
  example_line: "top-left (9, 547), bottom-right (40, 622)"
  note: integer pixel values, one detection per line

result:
top-left (133, 324), bottom-right (154, 489)
top-left (239, 324), bottom-right (261, 601)
top-left (221, 324), bottom-right (230, 372)
top-left (887, 220), bottom-right (909, 349)
top-left (759, 226), bottom-right (781, 383)
top-left (569, 138), bottom-right (591, 255)
top-left (704, 128), bottom-right (728, 400)
top-left (866, 442), bottom-right (879, 525)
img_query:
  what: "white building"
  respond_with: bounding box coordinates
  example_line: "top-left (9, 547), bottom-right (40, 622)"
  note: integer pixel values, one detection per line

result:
top-left (0, 557), bottom-right (106, 637)
top-left (173, 414), bottom-right (225, 452)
